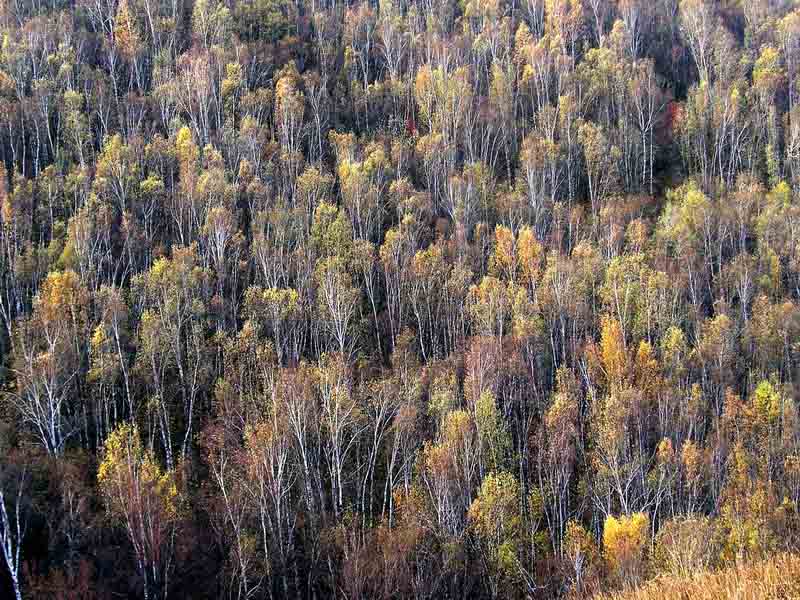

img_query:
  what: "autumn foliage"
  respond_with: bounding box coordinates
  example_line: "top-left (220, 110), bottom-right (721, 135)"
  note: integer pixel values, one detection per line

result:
top-left (1, 0), bottom-right (800, 598)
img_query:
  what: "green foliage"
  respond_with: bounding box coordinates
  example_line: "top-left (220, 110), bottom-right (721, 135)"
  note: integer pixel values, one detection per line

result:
top-left (475, 390), bottom-right (510, 472)
top-left (230, 0), bottom-right (294, 42)
top-left (469, 471), bottom-right (523, 584)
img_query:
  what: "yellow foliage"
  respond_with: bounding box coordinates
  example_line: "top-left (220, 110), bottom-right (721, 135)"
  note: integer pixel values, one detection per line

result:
top-left (751, 379), bottom-right (784, 428)
top-left (753, 46), bottom-right (784, 99)
top-left (175, 126), bottom-right (198, 168)
top-left (600, 316), bottom-right (628, 390)
top-left (468, 276), bottom-right (511, 337)
top-left (98, 423), bottom-right (180, 523)
top-left (660, 181), bottom-right (711, 253)
top-left (489, 225), bottom-right (516, 281)
top-left (517, 226), bottom-right (543, 287)
top-left (36, 269), bottom-right (88, 327)
top-left (603, 513), bottom-right (650, 586)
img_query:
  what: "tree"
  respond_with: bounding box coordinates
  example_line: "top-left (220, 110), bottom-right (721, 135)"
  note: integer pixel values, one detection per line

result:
top-left (468, 276), bottom-right (511, 340)
top-left (4, 0), bottom-right (800, 596)
top-left (244, 286), bottom-right (302, 365)
top-left (420, 409), bottom-right (479, 539)
top-left (579, 121), bottom-right (619, 218)
top-left (603, 512), bottom-right (649, 587)
top-left (753, 46), bottom-right (786, 185)
top-left (352, 240), bottom-right (383, 359)
top-left (377, 0), bottom-right (407, 87)
top-left (654, 516), bottom-right (718, 577)
top-left (232, 0), bottom-right (294, 43)
top-left (536, 367), bottom-right (580, 555)
top-left (0, 444), bottom-right (29, 600)
top-left (114, 0), bottom-right (142, 62)
top-left (520, 118), bottom-right (565, 234)
top-left (97, 423), bottom-right (181, 600)
top-left (317, 353), bottom-right (364, 517)
top-left (380, 214), bottom-right (418, 351)
top-left (474, 390), bottom-right (510, 476)
top-left (343, 3), bottom-right (377, 129)
top-left (175, 52), bottom-right (216, 145)
top-left (315, 257), bottom-right (360, 358)
top-left (588, 317), bottom-right (657, 517)
top-left (628, 58), bottom-right (663, 194)
top-left (694, 313), bottom-right (735, 416)
top-left (409, 242), bottom-right (449, 361)
top-left (61, 90), bottom-right (91, 169)
top-left (274, 62), bottom-right (305, 195)
top-left (200, 422), bottom-right (259, 600)
top-left (587, 0), bottom-right (611, 46)
top-left (330, 132), bottom-right (389, 242)
top-left (95, 134), bottom-right (140, 215)
top-left (202, 204), bottom-right (243, 329)
top-left (8, 270), bottom-right (89, 455)
top-left (191, 0), bottom-right (231, 49)
top-left (564, 519), bottom-right (600, 595)
top-left (679, 0), bottom-right (717, 83)
top-left (359, 376), bottom-right (401, 526)
top-left (134, 245), bottom-right (211, 469)
top-left (468, 472), bottom-right (523, 599)
top-left (244, 412), bottom-right (298, 596)
top-left (718, 444), bottom-right (777, 563)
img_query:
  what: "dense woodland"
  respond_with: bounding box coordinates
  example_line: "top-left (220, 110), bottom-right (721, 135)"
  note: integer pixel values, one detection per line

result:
top-left (1, 0), bottom-right (800, 598)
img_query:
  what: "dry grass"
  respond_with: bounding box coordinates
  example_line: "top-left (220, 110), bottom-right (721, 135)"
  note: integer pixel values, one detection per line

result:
top-left (592, 553), bottom-right (800, 600)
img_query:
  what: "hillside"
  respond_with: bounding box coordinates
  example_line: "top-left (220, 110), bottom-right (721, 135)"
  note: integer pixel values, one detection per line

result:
top-left (0, 0), bottom-right (800, 598)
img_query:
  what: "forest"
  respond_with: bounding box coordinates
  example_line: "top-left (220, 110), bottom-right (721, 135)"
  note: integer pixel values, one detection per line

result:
top-left (1, 0), bottom-right (800, 598)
